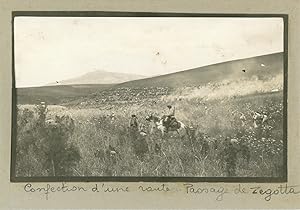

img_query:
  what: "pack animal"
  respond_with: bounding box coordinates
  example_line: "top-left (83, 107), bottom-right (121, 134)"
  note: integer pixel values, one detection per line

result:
top-left (146, 114), bottom-right (190, 139)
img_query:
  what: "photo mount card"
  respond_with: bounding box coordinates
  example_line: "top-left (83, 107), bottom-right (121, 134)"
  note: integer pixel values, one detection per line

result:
top-left (0, 1), bottom-right (299, 209)
top-left (11, 11), bottom-right (288, 183)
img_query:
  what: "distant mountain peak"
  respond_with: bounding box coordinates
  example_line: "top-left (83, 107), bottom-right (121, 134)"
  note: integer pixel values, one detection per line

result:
top-left (50, 70), bottom-right (146, 85)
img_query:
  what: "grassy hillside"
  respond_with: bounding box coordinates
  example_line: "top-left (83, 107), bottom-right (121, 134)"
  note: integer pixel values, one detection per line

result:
top-left (16, 84), bottom-right (113, 104)
top-left (118, 52), bottom-right (283, 88)
top-left (16, 90), bottom-right (284, 177)
top-left (15, 52), bottom-right (285, 178)
top-left (16, 53), bottom-right (283, 105)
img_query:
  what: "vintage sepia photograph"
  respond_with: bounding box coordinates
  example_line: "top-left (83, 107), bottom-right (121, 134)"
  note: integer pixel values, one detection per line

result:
top-left (11, 13), bottom-right (287, 181)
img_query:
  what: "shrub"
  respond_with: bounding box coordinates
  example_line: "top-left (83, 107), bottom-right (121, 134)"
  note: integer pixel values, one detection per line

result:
top-left (16, 103), bottom-right (81, 176)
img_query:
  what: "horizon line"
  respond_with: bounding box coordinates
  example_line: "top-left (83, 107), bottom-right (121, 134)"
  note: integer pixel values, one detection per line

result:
top-left (15, 51), bottom-right (283, 88)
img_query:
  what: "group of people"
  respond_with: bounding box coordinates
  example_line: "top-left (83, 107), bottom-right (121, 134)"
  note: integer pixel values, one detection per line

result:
top-left (252, 111), bottom-right (268, 128)
top-left (233, 110), bottom-right (268, 129)
top-left (129, 105), bottom-right (177, 133)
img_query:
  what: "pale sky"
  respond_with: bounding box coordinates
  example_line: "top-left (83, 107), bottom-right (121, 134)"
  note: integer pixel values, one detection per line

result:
top-left (14, 17), bottom-right (284, 87)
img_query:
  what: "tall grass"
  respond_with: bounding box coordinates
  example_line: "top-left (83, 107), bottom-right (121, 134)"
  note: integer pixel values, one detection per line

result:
top-left (16, 89), bottom-right (284, 177)
top-left (16, 104), bottom-right (81, 177)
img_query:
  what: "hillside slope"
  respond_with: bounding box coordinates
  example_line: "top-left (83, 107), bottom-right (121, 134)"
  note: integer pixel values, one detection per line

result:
top-left (16, 84), bottom-right (113, 104)
top-left (17, 53), bottom-right (284, 105)
top-left (118, 52), bottom-right (283, 88)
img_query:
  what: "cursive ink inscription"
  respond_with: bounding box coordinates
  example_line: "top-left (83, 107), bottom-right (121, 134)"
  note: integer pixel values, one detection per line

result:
top-left (250, 184), bottom-right (300, 201)
top-left (24, 183), bottom-right (87, 200)
top-left (183, 183), bottom-right (229, 201)
top-left (23, 182), bottom-right (300, 202)
top-left (92, 184), bottom-right (129, 193)
top-left (138, 184), bottom-right (170, 192)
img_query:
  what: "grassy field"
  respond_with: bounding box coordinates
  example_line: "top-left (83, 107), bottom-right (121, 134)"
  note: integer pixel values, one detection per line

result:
top-left (15, 88), bottom-right (284, 177)
top-left (16, 84), bottom-right (113, 105)
top-left (14, 53), bottom-right (284, 177)
top-left (16, 52), bottom-right (283, 105)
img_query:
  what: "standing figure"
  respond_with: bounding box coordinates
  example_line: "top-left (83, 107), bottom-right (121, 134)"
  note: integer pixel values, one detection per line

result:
top-left (252, 112), bottom-right (261, 128)
top-left (129, 114), bottom-right (139, 139)
top-left (262, 112), bottom-right (268, 124)
top-left (221, 138), bottom-right (238, 177)
top-left (129, 114), bottom-right (138, 130)
top-left (201, 138), bottom-right (209, 157)
top-left (162, 105), bottom-right (176, 133)
top-left (240, 112), bottom-right (246, 127)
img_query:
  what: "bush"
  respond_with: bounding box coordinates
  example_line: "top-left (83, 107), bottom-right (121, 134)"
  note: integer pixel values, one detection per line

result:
top-left (16, 103), bottom-right (81, 176)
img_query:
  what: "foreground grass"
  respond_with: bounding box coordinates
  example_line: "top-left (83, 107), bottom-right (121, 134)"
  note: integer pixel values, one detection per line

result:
top-left (16, 91), bottom-right (284, 177)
